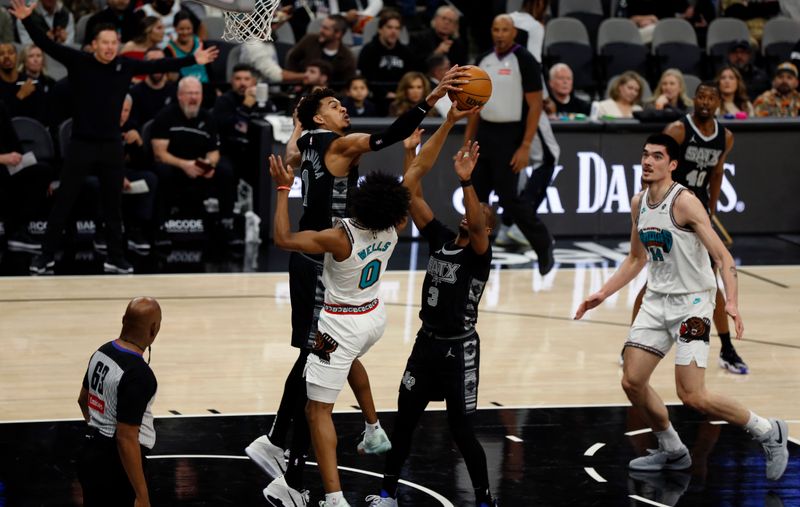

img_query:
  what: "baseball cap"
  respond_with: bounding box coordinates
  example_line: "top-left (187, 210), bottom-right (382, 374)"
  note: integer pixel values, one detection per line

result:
top-left (728, 39), bottom-right (750, 52)
top-left (775, 62), bottom-right (798, 78)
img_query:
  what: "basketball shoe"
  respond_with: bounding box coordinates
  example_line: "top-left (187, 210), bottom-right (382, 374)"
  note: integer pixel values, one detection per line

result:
top-left (628, 470), bottom-right (691, 505)
top-left (246, 435), bottom-right (287, 479)
top-left (629, 446), bottom-right (691, 471)
top-left (366, 494), bottom-right (397, 506)
top-left (263, 475), bottom-right (309, 507)
top-left (357, 427), bottom-right (392, 455)
top-left (759, 419), bottom-right (789, 481)
top-left (29, 253), bottom-right (55, 274)
top-left (318, 499), bottom-right (350, 507)
top-left (719, 347), bottom-right (748, 374)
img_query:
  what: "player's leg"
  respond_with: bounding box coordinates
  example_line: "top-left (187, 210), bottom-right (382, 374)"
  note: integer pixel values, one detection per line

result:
top-left (620, 283), bottom-right (648, 366)
top-left (348, 358), bottom-right (391, 455)
top-left (715, 288), bottom-right (748, 374)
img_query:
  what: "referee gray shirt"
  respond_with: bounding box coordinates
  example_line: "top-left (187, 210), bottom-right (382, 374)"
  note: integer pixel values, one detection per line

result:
top-left (476, 44), bottom-right (542, 123)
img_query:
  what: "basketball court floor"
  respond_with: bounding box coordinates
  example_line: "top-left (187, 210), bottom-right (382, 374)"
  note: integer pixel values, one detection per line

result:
top-left (1, 236), bottom-right (799, 506)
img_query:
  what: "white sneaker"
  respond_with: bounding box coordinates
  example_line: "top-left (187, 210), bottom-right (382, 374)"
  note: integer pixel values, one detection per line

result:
top-left (263, 475), bottom-right (309, 507)
top-left (628, 446), bottom-right (691, 471)
top-left (366, 494), bottom-right (398, 506)
top-left (760, 419), bottom-right (789, 481)
top-left (506, 224), bottom-right (530, 247)
top-left (357, 427), bottom-right (392, 455)
top-left (246, 435), bottom-right (287, 479)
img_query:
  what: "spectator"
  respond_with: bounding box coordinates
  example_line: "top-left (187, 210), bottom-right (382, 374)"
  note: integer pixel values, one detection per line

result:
top-left (14, 44), bottom-right (55, 124)
top-left (424, 53), bottom-right (453, 117)
top-left (129, 48), bottom-right (179, 126)
top-left (240, 38), bottom-right (305, 83)
top-left (388, 71), bottom-right (430, 116)
top-left (83, 0), bottom-right (140, 46)
top-left (139, 0), bottom-right (204, 44)
top-left (727, 39), bottom-right (770, 100)
top-left (165, 11), bottom-right (209, 85)
top-left (411, 5), bottom-right (467, 67)
top-left (0, 43), bottom-right (21, 106)
top-left (279, 0), bottom-right (383, 42)
top-left (753, 61), bottom-right (800, 117)
top-left (213, 63), bottom-right (275, 186)
top-left (286, 14), bottom-right (356, 87)
top-left (546, 63), bottom-right (591, 117)
top-left (509, 0), bottom-right (548, 61)
top-left (790, 39), bottom-right (799, 70)
top-left (627, 0), bottom-right (693, 44)
top-left (716, 65), bottom-right (754, 116)
top-left (301, 59), bottom-right (332, 91)
top-left (0, 7), bottom-right (13, 43)
top-left (15, 0), bottom-right (75, 46)
top-left (121, 17), bottom-right (165, 61)
top-left (591, 71), bottom-right (645, 119)
top-left (357, 9), bottom-right (414, 111)
top-left (151, 77), bottom-right (238, 246)
top-left (646, 68), bottom-right (692, 113)
top-left (340, 75), bottom-right (376, 117)
top-left (0, 100), bottom-right (52, 253)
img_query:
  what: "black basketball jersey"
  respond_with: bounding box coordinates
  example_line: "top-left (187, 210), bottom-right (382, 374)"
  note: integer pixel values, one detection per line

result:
top-left (673, 115), bottom-right (726, 209)
top-left (419, 219), bottom-right (492, 336)
top-left (296, 129), bottom-right (360, 234)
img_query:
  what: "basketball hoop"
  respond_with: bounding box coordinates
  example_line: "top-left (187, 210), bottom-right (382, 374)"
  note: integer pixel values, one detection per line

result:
top-left (193, 0), bottom-right (281, 41)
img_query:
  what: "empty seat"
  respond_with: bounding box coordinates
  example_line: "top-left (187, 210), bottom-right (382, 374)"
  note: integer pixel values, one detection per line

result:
top-left (13, 117), bottom-right (56, 165)
top-left (761, 17), bottom-right (800, 69)
top-left (558, 0), bottom-right (604, 48)
top-left (202, 15), bottom-right (225, 40)
top-left (225, 44), bottom-right (243, 82)
top-left (683, 74), bottom-right (701, 99)
top-left (273, 21), bottom-right (295, 44)
top-left (652, 18), bottom-right (701, 77)
top-left (544, 18), bottom-right (594, 90)
top-left (597, 18), bottom-right (647, 82)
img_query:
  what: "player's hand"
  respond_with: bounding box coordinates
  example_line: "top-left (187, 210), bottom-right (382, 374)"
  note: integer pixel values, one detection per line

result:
top-left (453, 140), bottom-right (479, 181)
top-left (446, 103), bottom-right (480, 123)
top-left (194, 45), bottom-right (219, 65)
top-left (426, 65), bottom-right (469, 104)
top-left (403, 128), bottom-right (424, 150)
top-left (574, 292), bottom-right (605, 320)
top-left (725, 302), bottom-right (744, 340)
top-left (509, 145), bottom-right (530, 174)
top-left (269, 154), bottom-right (295, 188)
top-left (8, 0), bottom-right (36, 20)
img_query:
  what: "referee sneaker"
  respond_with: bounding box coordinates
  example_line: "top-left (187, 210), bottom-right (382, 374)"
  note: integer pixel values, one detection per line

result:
top-left (77, 297), bottom-right (161, 507)
top-left (464, 14), bottom-right (556, 275)
top-left (9, 0), bottom-right (218, 275)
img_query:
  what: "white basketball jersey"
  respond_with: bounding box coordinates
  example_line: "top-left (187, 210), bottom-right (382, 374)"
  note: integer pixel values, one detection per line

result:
top-left (637, 183), bottom-right (717, 294)
top-left (323, 218), bottom-right (398, 305)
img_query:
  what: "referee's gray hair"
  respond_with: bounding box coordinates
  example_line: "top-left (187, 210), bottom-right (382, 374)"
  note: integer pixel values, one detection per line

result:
top-left (178, 76), bottom-right (202, 92)
top-left (548, 63), bottom-right (573, 80)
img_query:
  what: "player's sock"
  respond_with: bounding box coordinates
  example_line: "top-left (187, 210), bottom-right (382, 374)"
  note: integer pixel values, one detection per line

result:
top-left (718, 332), bottom-right (733, 352)
top-left (366, 420), bottom-right (381, 438)
top-left (474, 486), bottom-right (493, 506)
top-left (744, 411), bottom-right (772, 439)
top-left (381, 475), bottom-right (399, 498)
top-left (325, 491), bottom-right (345, 504)
top-left (655, 423), bottom-right (684, 452)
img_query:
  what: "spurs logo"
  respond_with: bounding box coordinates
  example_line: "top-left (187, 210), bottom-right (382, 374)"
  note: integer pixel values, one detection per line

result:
top-left (312, 332), bottom-right (338, 364)
top-left (402, 371), bottom-right (416, 391)
top-left (679, 316), bottom-right (711, 343)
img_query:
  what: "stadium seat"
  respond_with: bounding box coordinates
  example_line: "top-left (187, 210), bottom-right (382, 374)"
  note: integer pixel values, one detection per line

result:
top-left (45, 55), bottom-right (68, 81)
top-left (761, 17), bottom-right (800, 71)
top-left (597, 18), bottom-right (647, 84)
top-left (225, 44), bottom-right (243, 82)
top-left (274, 41), bottom-right (293, 68)
top-left (558, 0), bottom-right (604, 48)
top-left (75, 15), bottom-right (90, 45)
top-left (205, 39), bottom-right (237, 86)
top-left (274, 22), bottom-right (295, 44)
top-left (202, 15), bottom-right (225, 40)
top-left (360, 17), bottom-right (410, 46)
top-left (57, 118), bottom-right (72, 160)
top-left (506, 0), bottom-right (523, 13)
top-left (652, 18), bottom-right (701, 77)
top-left (706, 17), bottom-right (750, 70)
top-left (12, 117), bottom-right (55, 165)
top-left (683, 74), bottom-right (701, 99)
top-left (544, 18), bottom-right (594, 91)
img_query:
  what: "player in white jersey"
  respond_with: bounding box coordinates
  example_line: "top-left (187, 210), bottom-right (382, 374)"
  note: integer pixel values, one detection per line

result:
top-left (575, 134), bottom-right (788, 481)
top-left (269, 154), bottom-right (410, 507)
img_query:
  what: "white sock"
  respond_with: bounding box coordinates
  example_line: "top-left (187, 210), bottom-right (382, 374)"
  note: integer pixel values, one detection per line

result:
top-left (365, 420), bottom-right (380, 437)
top-left (326, 491), bottom-right (345, 505)
top-left (655, 423), bottom-right (684, 453)
top-left (744, 411), bottom-right (772, 439)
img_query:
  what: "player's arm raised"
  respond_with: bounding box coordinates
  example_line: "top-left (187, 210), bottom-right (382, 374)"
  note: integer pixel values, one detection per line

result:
top-left (269, 155), bottom-right (351, 260)
top-left (453, 140), bottom-right (490, 255)
top-left (674, 190), bottom-right (744, 339)
top-left (330, 66), bottom-right (470, 159)
top-left (284, 102), bottom-right (304, 168)
top-left (708, 129), bottom-right (733, 218)
top-left (575, 193), bottom-right (649, 319)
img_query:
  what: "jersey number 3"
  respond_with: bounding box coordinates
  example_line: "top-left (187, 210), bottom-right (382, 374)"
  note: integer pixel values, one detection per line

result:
top-left (359, 259), bottom-right (382, 289)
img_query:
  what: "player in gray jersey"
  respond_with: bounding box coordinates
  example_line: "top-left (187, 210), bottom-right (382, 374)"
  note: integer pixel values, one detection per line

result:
top-left (575, 133), bottom-right (788, 482)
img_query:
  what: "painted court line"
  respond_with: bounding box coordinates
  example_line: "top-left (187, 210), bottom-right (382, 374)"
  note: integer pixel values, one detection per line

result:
top-left (506, 435), bottom-right (523, 443)
top-left (629, 494), bottom-right (671, 507)
top-left (625, 428), bottom-right (653, 436)
top-left (584, 442), bottom-right (605, 456)
top-left (583, 467), bottom-right (606, 483)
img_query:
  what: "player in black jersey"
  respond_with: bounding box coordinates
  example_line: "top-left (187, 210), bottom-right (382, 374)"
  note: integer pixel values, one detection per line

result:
top-left (629, 82), bottom-right (746, 374)
top-left (246, 71), bottom-right (469, 505)
top-left (367, 106), bottom-right (499, 507)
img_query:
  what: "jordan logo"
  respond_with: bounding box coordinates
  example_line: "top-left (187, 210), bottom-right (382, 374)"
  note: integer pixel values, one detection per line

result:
top-left (445, 348), bottom-right (455, 358)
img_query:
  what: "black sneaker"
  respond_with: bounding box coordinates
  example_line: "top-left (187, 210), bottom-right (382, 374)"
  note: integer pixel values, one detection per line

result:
top-left (127, 229), bottom-right (151, 252)
top-left (30, 253), bottom-right (55, 274)
top-left (538, 237), bottom-right (556, 276)
top-left (719, 347), bottom-right (749, 374)
top-left (154, 228), bottom-right (172, 249)
top-left (93, 237), bottom-right (107, 253)
top-left (8, 232), bottom-right (42, 253)
top-left (103, 256), bottom-right (134, 274)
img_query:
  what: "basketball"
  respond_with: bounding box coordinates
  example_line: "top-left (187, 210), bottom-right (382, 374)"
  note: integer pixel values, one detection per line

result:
top-left (448, 65), bottom-right (493, 110)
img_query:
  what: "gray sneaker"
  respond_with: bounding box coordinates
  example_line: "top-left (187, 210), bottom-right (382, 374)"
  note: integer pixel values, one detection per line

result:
top-left (493, 224), bottom-right (513, 246)
top-left (263, 475), bottom-right (309, 507)
top-left (357, 427), bottom-right (392, 455)
top-left (761, 419), bottom-right (789, 481)
top-left (365, 495), bottom-right (398, 506)
top-left (629, 447), bottom-right (691, 471)
top-left (318, 499), bottom-right (350, 507)
top-left (246, 435), bottom-right (287, 479)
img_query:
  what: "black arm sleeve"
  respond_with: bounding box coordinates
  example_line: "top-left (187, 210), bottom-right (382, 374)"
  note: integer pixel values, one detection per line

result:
top-left (117, 366), bottom-right (157, 425)
top-left (368, 100), bottom-right (432, 151)
top-left (126, 55), bottom-right (197, 74)
top-left (22, 17), bottom-right (82, 67)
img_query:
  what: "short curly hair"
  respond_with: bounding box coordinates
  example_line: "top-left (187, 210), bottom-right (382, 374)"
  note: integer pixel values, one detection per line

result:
top-left (297, 87), bottom-right (337, 130)
top-left (348, 172), bottom-right (410, 232)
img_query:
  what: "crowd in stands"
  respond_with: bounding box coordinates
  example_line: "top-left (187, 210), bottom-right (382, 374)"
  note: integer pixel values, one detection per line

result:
top-left (1, 0), bottom-right (800, 267)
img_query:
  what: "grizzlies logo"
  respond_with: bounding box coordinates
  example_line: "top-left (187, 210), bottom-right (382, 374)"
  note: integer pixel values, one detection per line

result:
top-left (312, 331), bottom-right (339, 363)
top-left (679, 317), bottom-right (711, 343)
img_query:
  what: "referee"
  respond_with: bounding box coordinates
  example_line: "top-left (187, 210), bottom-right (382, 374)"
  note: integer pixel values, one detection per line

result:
top-left (10, 0), bottom-right (218, 275)
top-left (77, 297), bottom-right (161, 507)
top-left (464, 14), bottom-right (555, 275)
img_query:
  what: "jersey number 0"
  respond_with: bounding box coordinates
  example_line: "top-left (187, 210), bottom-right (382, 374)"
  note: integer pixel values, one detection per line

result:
top-left (359, 259), bottom-right (382, 289)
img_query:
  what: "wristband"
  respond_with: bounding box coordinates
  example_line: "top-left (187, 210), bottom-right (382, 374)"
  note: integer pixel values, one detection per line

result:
top-left (276, 185), bottom-right (291, 191)
top-left (459, 179), bottom-right (472, 188)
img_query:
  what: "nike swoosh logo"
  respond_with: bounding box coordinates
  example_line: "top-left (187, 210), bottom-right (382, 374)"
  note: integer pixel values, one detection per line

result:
top-left (666, 452), bottom-right (687, 464)
top-left (440, 246), bottom-right (463, 255)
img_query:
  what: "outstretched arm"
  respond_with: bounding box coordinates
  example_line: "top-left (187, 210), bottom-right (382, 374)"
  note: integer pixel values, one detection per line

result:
top-left (12, 0), bottom-right (81, 66)
top-left (127, 46), bottom-right (219, 74)
top-left (453, 140), bottom-right (490, 255)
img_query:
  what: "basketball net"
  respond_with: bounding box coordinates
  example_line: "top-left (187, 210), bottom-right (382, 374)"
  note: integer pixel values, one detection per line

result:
top-left (220, 0), bottom-right (281, 42)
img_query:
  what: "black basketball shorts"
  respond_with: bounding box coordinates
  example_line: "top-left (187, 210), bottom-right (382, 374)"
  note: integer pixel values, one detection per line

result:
top-left (399, 330), bottom-right (481, 416)
top-left (289, 252), bottom-right (325, 349)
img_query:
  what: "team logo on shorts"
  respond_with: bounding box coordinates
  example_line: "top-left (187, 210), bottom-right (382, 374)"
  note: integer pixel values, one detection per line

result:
top-left (312, 332), bottom-right (338, 364)
top-left (402, 371), bottom-right (416, 391)
top-left (679, 317), bottom-right (711, 343)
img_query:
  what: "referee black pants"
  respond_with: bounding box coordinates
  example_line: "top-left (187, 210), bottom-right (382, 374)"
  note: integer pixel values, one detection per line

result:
top-left (42, 139), bottom-right (125, 258)
top-left (77, 432), bottom-right (147, 507)
top-left (473, 121), bottom-right (552, 259)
